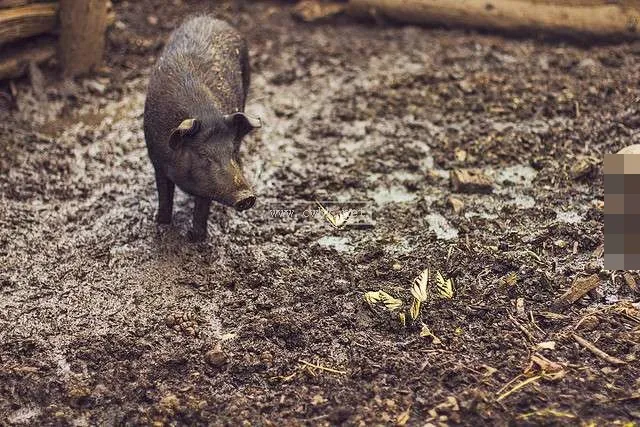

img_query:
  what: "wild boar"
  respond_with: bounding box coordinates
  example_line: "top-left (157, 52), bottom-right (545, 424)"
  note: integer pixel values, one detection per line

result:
top-left (144, 16), bottom-right (261, 241)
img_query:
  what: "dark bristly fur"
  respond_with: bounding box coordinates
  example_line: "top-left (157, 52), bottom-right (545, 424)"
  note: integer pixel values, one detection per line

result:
top-left (144, 16), bottom-right (260, 242)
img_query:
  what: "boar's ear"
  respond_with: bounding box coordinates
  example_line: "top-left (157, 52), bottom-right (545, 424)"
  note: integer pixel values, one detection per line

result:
top-left (169, 118), bottom-right (201, 150)
top-left (223, 112), bottom-right (262, 141)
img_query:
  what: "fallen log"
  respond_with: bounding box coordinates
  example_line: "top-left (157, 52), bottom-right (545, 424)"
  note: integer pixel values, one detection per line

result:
top-left (0, 35), bottom-right (56, 80)
top-left (0, 3), bottom-right (58, 46)
top-left (0, 0), bottom-right (31, 8)
top-left (58, 0), bottom-right (108, 76)
top-left (347, 0), bottom-right (640, 39)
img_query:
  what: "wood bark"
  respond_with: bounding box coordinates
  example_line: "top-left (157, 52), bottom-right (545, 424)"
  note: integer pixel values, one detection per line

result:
top-left (0, 3), bottom-right (57, 46)
top-left (554, 274), bottom-right (600, 307)
top-left (347, 0), bottom-right (640, 39)
top-left (58, 0), bottom-right (108, 77)
top-left (0, 35), bottom-right (56, 80)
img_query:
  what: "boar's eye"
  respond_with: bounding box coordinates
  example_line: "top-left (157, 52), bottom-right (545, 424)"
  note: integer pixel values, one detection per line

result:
top-left (169, 118), bottom-right (201, 150)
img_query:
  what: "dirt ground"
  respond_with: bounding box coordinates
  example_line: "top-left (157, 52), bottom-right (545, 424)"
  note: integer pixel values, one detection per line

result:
top-left (1, 0), bottom-right (639, 425)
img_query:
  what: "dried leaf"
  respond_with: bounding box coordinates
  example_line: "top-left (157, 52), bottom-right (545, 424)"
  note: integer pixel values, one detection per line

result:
top-left (483, 365), bottom-right (498, 377)
top-left (535, 341), bottom-right (556, 351)
top-left (525, 354), bottom-right (565, 379)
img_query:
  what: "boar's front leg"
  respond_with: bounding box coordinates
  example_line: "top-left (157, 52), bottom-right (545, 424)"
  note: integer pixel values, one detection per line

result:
top-left (154, 169), bottom-right (175, 224)
top-left (189, 196), bottom-right (212, 242)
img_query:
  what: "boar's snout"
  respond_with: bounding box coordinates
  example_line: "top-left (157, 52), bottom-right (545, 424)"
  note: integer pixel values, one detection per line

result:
top-left (234, 190), bottom-right (256, 211)
top-left (208, 159), bottom-right (256, 211)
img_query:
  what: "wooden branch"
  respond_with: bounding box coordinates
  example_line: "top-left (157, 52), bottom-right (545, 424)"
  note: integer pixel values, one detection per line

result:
top-left (0, 35), bottom-right (56, 80)
top-left (0, 3), bottom-right (58, 46)
top-left (0, 0), bottom-right (29, 9)
top-left (525, 0), bottom-right (638, 5)
top-left (572, 333), bottom-right (627, 366)
top-left (347, 0), bottom-right (640, 39)
top-left (58, 0), bottom-right (108, 77)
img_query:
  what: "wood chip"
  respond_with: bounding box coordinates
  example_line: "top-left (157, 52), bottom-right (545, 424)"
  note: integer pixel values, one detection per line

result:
top-left (516, 297), bottom-right (525, 318)
top-left (592, 244), bottom-right (604, 258)
top-left (554, 274), bottom-right (600, 307)
top-left (529, 353), bottom-right (563, 375)
top-left (575, 314), bottom-right (599, 331)
top-left (450, 169), bottom-right (493, 193)
top-left (447, 196), bottom-right (464, 214)
top-left (534, 341), bottom-right (556, 351)
top-left (623, 272), bottom-right (639, 293)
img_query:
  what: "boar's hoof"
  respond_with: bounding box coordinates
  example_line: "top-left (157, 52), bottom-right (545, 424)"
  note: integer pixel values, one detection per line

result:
top-left (188, 229), bottom-right (207, 242)
top-left (234, 192), bottom-right (256, 211)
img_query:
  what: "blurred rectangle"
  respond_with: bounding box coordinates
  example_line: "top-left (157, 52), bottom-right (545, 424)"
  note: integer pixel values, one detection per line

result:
top-left (604, 153), bottom-right (640, 270)
top-left (625, 153), bottom-right (640, 174)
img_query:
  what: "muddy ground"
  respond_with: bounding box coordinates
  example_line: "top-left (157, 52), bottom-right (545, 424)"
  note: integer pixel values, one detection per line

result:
top-left (1, 0), bottom-right (640, 425)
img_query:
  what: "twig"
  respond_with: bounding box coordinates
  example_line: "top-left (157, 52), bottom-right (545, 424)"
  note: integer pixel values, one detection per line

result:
top-left (270, 370), bottom-right (299, 382)
top-left (523, 249), bottom-right (544, 265)
top-left (497, 374), bottom-right (544, 402)
top-left (571, 333), bottom-right (627, 366)
top-left (508, 313), bottom-right (534, 343)
top-left (496, 374), bottom-right (524, 396)
top-left (299, 359), bottom-right (347, 374)
top-left (529, 311), bottom-right (545, 335)
top-left (517, 407), bottom-right (576, 420)
top-left (446, 245), bottom-right (455, 265)
top-left (608, 393), bottom-right (640, 403)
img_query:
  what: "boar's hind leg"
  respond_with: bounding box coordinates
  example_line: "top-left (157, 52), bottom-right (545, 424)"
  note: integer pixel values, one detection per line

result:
top-left (189, 196), bottom-right (212, 242)
top-left (155, 170), bottom-right (175, 224)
